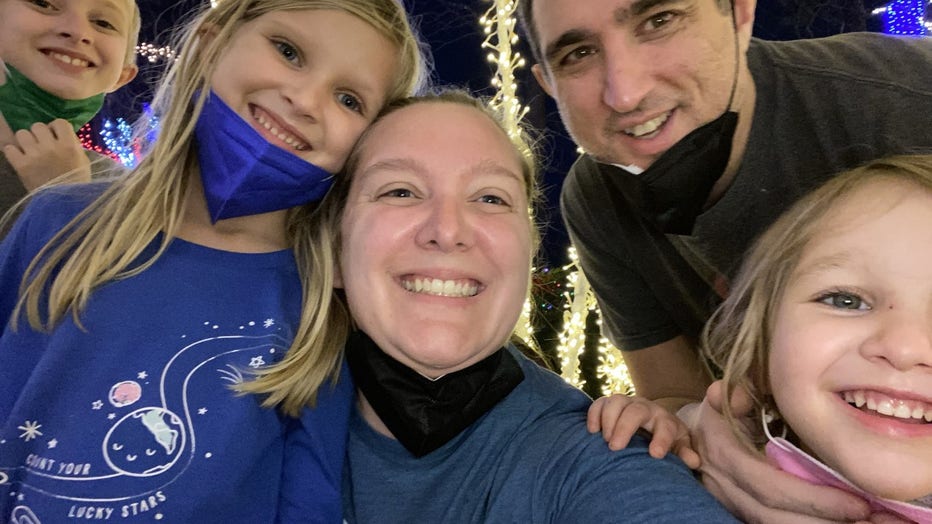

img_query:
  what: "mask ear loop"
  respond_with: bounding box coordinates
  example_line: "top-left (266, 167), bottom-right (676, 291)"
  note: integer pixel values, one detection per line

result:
top-left (761, 406), bottom-right (787, 440)
top-left (723, 0), bottom-right (740, 112)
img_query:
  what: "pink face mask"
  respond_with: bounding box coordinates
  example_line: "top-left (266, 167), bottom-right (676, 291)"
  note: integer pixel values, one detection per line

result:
top-left (763, 411), bottom-right (932, 523)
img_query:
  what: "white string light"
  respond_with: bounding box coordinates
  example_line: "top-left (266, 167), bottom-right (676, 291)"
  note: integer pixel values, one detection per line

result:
top-left (135, 43), bottom-right (176, 64)
top-left (481, 0), bottom-right (633, 393)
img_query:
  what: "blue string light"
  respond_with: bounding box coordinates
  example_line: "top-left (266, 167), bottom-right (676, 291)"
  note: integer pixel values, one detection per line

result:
top-left (877, 0), bottom-right (929, 35)
top-left (100, 118), bottom-right (137, 168)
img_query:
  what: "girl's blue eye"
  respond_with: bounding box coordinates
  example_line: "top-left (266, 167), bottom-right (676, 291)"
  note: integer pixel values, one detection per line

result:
top-left (337, 93), bottom-right (362, 113)
top-left (274, 41), bottom-right (299, 63)
top-left (818, 292), bottom-right (869, 311)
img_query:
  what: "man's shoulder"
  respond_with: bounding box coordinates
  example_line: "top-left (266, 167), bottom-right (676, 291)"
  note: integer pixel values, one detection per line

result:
top-left (750, 33), bottom-right (932, 89)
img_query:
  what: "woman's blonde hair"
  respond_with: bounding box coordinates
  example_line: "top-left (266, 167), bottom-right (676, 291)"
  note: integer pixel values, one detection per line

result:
top-left (244, 89), bottom-right (543, 411)
top-left (703, 154), bottom-right (932, 449)
top-left (13, 0), bottom-right (427, 417)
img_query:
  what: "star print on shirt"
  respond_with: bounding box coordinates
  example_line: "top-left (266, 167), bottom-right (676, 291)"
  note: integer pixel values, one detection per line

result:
top-left (18, 421), bottom-right (42, 441)
top-left (198, 408), bottom-right (207, 415)
top-left (92, 400), bottom-right (103, 410)
top-left (138, 371), bottom-right (148, 379)
top-left (249, 356), bottom-right (266, 368)
top-left (48, 439), bottom-right (58, 449)
top-left (263, 318), bottom-right (275, 328)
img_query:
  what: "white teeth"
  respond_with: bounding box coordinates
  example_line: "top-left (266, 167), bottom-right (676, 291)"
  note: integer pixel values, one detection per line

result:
top-left (845, 390), bottom-right (932, 422)
top-left (254, 113), bottom-right (309, 151)
top-left (876, 399), bottom-right (894, 416)
top-left (624, 112), bottom-right (670, 138)
top-left (853, 391), bottom-right (866, 407)
top-left (402, 278), bottom-right (478, 298)
top-left (50, 52), bottom-right (89, 67)
top-left (893, 403), bottom-right (912, 419)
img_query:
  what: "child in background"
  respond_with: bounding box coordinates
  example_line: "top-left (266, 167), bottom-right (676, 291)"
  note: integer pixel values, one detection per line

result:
top-left (704, 155), bottom-right (932, 523)
top-left (0, 0), bottom-right (424, 522)
top-left (0, 0), bottom-right (140, 217)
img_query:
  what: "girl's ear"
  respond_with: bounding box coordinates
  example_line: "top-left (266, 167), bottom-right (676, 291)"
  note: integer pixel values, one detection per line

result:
top-left (108, 64), bottom-right (138, 93)
top-left (194, 22), bottom-right (220, 56)
top-left (198, 22), bottom-right (220, 41)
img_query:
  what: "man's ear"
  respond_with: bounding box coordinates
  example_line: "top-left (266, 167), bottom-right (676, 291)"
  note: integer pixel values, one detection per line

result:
top-left (107, 64), bottom-right (138, 93)
top-left (531, 64), bottom-right (555, 98)
top-left (732, 0), bottom-right (757, 47)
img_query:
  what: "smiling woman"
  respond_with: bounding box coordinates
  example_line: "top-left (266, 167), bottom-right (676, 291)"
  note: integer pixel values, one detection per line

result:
top-left (296, 90), bottom-right (737, 523)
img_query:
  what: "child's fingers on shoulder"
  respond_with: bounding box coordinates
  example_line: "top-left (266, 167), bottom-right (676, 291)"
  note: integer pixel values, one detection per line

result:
top-left (48, 119), bottom-right (78, 141)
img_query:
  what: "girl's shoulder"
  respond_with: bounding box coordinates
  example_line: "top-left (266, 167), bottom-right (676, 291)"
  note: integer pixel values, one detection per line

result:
top-left (19, 182), bottom-right (109, 229)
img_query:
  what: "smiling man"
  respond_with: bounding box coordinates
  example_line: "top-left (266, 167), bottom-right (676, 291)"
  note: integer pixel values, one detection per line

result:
top-left (519, 0), bottom-right (932, 521)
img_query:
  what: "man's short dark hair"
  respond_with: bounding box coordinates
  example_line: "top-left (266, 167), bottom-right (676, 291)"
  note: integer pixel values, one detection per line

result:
top-left (518, 0), bottom-right (733, 68)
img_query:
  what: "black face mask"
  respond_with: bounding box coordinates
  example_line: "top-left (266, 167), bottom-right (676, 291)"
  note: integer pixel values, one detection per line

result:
top-left (345, 331), bottom-right (524, 458)
top-left (635, 110), bottom-right (739, 235)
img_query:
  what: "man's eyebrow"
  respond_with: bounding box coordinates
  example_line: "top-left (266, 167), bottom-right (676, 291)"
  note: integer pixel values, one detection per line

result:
top-left (543, 29), bottom-right (592, 63)
top-left (542, 0), bottom-right (685, 62)
top-left (626, 0), bottom-right (683, 18)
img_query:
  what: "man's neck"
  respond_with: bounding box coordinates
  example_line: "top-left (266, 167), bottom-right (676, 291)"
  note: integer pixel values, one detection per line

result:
top-left (705, 66), bottom-right (757, 207)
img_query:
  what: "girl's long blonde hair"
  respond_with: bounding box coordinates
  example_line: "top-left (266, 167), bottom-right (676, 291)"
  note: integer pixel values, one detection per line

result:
top-left (703, 154), bottom-right (932, 449)
top-left (14, 0), bottom-right (427, 417)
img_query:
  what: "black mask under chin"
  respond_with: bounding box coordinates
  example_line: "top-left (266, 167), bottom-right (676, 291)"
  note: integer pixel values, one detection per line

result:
top-left (635, 110), bottom-right (739, 235)
top-left (345, 331), bottom-right (524, 458)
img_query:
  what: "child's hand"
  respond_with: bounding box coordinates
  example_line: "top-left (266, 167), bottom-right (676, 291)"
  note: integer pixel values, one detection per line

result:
top-left (3, 119), bottom-right (91, 190)
top-left (588, 394), bottom-right (701, 469)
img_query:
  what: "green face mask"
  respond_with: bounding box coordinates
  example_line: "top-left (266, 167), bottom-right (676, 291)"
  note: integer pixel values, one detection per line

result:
top-left (0, 62), bottom-right (105, 133)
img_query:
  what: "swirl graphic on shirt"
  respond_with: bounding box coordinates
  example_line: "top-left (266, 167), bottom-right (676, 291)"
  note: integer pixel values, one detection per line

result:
top-left (1, 320), bottom-right (290, 521)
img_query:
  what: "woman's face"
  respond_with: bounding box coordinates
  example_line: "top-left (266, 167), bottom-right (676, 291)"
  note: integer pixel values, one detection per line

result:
top-left (769, 179), bottom-right (932, 501)
top-left (338, 101), bottom-right (532, 379)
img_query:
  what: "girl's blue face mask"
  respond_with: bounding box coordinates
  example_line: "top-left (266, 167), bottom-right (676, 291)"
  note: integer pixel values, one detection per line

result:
top-left (193, 91), bottom-right (334, 223)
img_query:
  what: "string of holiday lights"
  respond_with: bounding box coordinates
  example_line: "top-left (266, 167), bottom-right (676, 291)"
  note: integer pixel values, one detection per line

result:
top-left (480, 0), bottom-right (540, 353)
top-left (873, 0), bottom-right (929, 35)
top-left (481, 0), bottom-right (633, 394)
top-left (135, 43), bottom-right (177, 64)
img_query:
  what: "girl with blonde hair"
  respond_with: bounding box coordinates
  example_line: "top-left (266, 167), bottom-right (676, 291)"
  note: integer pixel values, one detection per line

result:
top-left (0, 0), bottom-right (425, 521)
top-left (705, 155), bottom-right (932, 522)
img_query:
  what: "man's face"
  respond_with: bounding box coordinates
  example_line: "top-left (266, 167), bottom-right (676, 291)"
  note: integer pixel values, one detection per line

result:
top-left (531, 0), bottom-right (754, 169)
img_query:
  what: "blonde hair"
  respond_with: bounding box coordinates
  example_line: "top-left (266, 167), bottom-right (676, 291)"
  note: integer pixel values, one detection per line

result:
top-left (13, 0), bottom-right (427, 417)
top-left (125, 1), bottom-right (142, 64)
top-left (703, 154), bottom-right (932, 449)
top-left (243, 90), bottom-right (543, 411)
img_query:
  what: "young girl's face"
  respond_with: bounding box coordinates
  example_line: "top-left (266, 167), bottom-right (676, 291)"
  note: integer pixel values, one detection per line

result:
top-left (769, 178), bottom-right (932, 501)
top-left (0, 0), bottom-right (137, 99)
top-left (209, 8), bottom-right (400, 174)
